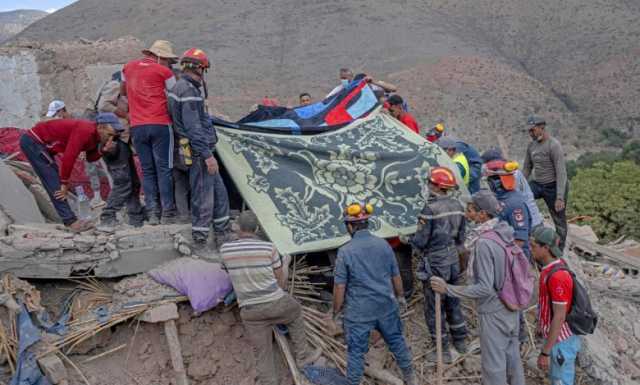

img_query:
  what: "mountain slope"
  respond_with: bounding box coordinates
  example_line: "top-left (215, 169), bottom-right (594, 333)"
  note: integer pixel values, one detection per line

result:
top-left (13, 0), bottom-right (640, 154)
top-left (0, 10), bottom-right (47, 43)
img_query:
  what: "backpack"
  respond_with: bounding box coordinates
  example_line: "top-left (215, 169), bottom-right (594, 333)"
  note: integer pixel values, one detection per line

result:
top-left (481, 231), bottom-right (535, 311)
top-left (546, 264), bottom-right (598, 335)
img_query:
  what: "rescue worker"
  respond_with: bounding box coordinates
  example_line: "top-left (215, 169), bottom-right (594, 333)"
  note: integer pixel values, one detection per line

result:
top-left (299, 92), bottom-right (312, 106)
top-left (523, 116), bottom-right (569, 250)
top-left (409, 167), bottom-right (468, 363)
top-left (168, 48), bottom-right (231, 250)
top-left (481, 148), bottom-right (543, 228)
top-left (19, 113), bottom-right (121, 232)
top-left (122, 40), bottom-right (179, 225)
top-left (484, 159), bottom-right (532, 258)
top-left (45, 100), bottom-right (72, 119)
top-left (436, 137), bottom-right (470, 188)
top-left (330, 203), bottom-right (415, 385)
top-left (425, 121), bottom-right (445, 143)
top-left (431, 191), bottom-right (526, 385)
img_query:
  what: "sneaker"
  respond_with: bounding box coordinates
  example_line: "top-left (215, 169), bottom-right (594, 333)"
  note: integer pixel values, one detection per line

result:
top-left (297, 347), bottom-right (322, 369)
top-left (67, 219), bottom-right (94, 233)
top-left (96, 218), bottom-right (117, 233)
top-left (214, 231), bottom-right (237, 249)
top-left (147, 216), bottom-right (160, 226)
top-left (453, 340), bottom-right (468, 355)
top-left (161, 215), bottom-right (178, 225)
top-left (90, 196), bottom-right (106, 209)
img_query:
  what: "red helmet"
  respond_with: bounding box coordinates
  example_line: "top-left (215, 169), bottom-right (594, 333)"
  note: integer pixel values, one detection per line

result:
top-left (484, 160), bottom-right (518, 190)
top-left (181, 48), bottom-right (210, 69)
top-left (343, 203), bottom-right (374, 222)
top-left (428, 166), bottom-right (457, 189)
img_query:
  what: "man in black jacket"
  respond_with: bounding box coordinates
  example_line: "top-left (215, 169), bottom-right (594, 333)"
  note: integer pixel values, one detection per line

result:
top-left (168, 48), bottom-right (231, 250)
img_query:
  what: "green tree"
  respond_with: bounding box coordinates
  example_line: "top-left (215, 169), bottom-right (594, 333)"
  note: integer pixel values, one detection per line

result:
top-left (569, 161), bottom-right (640, 242)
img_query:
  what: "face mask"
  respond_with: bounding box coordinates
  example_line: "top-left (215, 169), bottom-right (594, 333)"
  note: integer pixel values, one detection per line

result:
top-left (341, 79), bottom-right (349, 88)
top-left (487, 177), bottom-right (502, 194)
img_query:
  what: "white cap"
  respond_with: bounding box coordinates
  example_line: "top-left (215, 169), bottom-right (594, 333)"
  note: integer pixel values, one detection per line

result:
top-left (46, 100), bottom-right (65, 117)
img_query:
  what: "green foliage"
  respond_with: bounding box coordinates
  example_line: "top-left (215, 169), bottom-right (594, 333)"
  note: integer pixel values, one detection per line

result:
top-left (569, 161), bottom-right (640, 242)
top-left (622, 139), bottom-right (640, 164)
top-left (600, 128), bottom-right (630, 147)
top-left (567, 151), bottom-right (620, 179)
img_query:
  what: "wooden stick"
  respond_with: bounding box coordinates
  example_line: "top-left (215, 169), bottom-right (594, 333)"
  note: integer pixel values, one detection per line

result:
top-left (273, 328), bottom-right (303, 385)
top-left (57, 352), bottom-right (92, 385)
top-left (164, 320), bottom-right (189, 385)
top-left (83, 344), bottom-right (126, 363)
top-left (435, 293), bottom-right (443, 385)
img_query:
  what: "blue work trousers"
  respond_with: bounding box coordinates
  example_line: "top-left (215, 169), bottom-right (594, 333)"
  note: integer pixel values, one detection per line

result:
top-left (131, 124), bottom-right (176, 218)
top-left (189, 155), bottom-right (230, 242)
top-left (548, 335), bottom-right (581, 385)
top-left (101, 141), bottom-right (144, 226)
top-left (422, 262), bottom-right (468, 347)
top-left (19, 134), bottom-right (77, 225)
top-left (344, 311), bottom-right (413, 385)
top-left (530, 180), bottom-right (568, 250)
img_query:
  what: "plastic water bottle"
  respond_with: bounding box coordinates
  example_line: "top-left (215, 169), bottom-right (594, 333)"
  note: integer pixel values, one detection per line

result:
top-left (75, 186), bottom-right (91, 220)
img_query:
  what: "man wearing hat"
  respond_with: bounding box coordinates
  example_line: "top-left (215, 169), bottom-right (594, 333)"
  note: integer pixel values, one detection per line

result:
top-left (330, 203), bottom-right (415, 385)
top-left (436, 137), bottom-right (471, 188)
top-left (530, 226), bottom-right (581, 385)
top-left (122, 40), bottom-right (179, 225)
top-left (45, 100), bottom-right (72, 119)
top-left (523, 116), bottom-right (568, 250)
top-left (431, 191), bottom-right (526, 385)
top-left (19, 113), bottom-right (121, 232)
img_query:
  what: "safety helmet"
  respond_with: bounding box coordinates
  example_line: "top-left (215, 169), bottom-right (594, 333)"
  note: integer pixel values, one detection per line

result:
top-left (484, 159), bottom-right (519, 190)
top-left (428, 166), bottom-right (458, 189)
top-left (343, 202), bottom-right (374, 222)
top-left (180, 48), bottom-right (210, 69)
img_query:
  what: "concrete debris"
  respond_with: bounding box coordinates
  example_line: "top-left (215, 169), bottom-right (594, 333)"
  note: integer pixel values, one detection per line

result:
top-left (0, 223), bottom-right (190, 278)
top-left (139, 303), bottom-right (179, 324)
top-left (0, 161), bottom-right (44, 228)
top-left (37, 354), bottom-right (68, 385)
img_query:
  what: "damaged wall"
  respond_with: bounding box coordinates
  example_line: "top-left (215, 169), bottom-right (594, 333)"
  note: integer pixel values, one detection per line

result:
top-left (0, 37), bottom-right (143, 128)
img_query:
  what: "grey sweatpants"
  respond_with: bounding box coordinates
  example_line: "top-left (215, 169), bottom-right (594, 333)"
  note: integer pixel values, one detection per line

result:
top-left (479, 307), bottom-right (525, 385)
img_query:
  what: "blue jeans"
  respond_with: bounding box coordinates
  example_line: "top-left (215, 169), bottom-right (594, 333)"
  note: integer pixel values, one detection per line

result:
top-left (344, 311), bottom-right (413, 385)
top-left (548, 335), bottom-right (581, 385)
top-left (422, 263), bottom-right (468, 347)
top-left (189, 155), bottom-right (230, 242)
top-left (131, 124), bottom-right (176, 218)
top-left (19, 134), bottom-right (77, 225)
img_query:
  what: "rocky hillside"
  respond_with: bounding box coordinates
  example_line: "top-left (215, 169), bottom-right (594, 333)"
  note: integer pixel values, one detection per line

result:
top-left (12, 0), bottom-right (640, 156)
top-left (0, 10), bottom-right (46, 43)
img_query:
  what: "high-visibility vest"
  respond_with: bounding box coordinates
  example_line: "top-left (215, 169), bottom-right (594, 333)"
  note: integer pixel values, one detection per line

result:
top-left (453, 152), bottom-right (470, 186)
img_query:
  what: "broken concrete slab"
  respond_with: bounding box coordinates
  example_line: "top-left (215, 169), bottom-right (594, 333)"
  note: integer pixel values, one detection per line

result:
top-left (0, 161), bottom-right (45, 225)
top-left (139, 303), bottom-right (179, 323)
top-left (37, 353), bottom-right (68, 384)
top-left (0, 224), bottom-right (189, 278)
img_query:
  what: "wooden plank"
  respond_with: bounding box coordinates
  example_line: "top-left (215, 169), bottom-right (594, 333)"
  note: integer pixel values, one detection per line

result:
top-left (164, 320), bottom-right (189, 385)
top-left (569, 234), bottom-right (640, 270)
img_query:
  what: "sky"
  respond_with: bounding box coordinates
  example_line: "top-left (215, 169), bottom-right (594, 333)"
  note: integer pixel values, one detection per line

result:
top-left (0, 0), bottom-right (77, 13)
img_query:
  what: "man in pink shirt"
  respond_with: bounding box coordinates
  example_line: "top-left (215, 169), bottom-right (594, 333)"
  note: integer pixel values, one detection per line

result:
top-left (122, 40), bottom-right (178, 224)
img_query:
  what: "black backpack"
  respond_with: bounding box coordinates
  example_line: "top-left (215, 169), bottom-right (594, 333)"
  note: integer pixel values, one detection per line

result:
top-left (546, 264), bottom-right (598, 335)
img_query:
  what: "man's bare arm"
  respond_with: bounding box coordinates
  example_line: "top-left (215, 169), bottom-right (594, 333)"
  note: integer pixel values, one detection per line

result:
top-left (333, 283), bottom-right (346, 315)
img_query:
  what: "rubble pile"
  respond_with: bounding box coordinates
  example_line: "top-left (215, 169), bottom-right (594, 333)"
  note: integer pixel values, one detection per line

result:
top-left (0, 223), bottom-right (190, 278)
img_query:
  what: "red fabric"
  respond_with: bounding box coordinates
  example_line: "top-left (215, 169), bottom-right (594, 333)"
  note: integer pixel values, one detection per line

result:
top-left (399, 112), bottom-right (420, 134)
top-left (325, 81), bottom-right (368, 125)
top-left (538, 259), bottom-right (574, 342)
top-left (426, 134), bottom-right (439, 143)
top-left (387, 237), bottom-right (401, 249)
top-left (29, 119), bottom-right (101, 184)
top-left (0, 127), bottom-right (113, 199)
top-left (123, 58), bottom-right (174, 127)
top-left (261, 97), bottom-right (280, 107)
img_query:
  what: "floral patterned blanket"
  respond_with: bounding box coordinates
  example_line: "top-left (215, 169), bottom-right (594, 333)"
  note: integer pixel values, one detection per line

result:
top-left (216, 110), bottom-right (468, 255)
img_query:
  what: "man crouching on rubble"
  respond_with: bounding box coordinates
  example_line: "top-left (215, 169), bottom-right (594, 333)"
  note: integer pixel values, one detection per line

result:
top-left (328, 203), bottom-right (416, 385)
top-left (220, 211), bottom-right (321, 385)
top-left (20, 112), bottom-right (120, 232)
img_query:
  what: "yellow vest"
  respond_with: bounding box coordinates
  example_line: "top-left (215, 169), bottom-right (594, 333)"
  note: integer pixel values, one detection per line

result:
top-left (453, 152), bottom-right (470, 186)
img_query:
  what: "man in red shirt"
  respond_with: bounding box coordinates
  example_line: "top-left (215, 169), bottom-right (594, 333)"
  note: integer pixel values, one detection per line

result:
top-left (531, 226), bottom-right (581, 385)
top-left (387, 95), bottom-right (420, 135)
top-left (122, 40), bottom-right (178, 224)
top-left (19, 113), bottom-right (121, 232)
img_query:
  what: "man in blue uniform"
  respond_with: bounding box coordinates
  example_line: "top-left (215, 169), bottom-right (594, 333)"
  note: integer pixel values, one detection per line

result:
top-left (330, 202), bottom-right (415, 385)
top-left (409, 166), bottom-right (468, 363)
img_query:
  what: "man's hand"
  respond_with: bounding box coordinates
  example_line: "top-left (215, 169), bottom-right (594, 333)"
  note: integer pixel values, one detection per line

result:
top-left (537, 353), bottom-right (551, 371)
top-left (430, 276), bottom-right (448, 294)
top-left (554, 199), bottom-right (565, 212)
top-left (102, 137), bottom-right (116, 153)
top-left (397, 297), bottom-right (408, 314)
top-left (54, 185), bottom-right (69, 201)
top-left (205, 156), bottom-right (219, 175)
